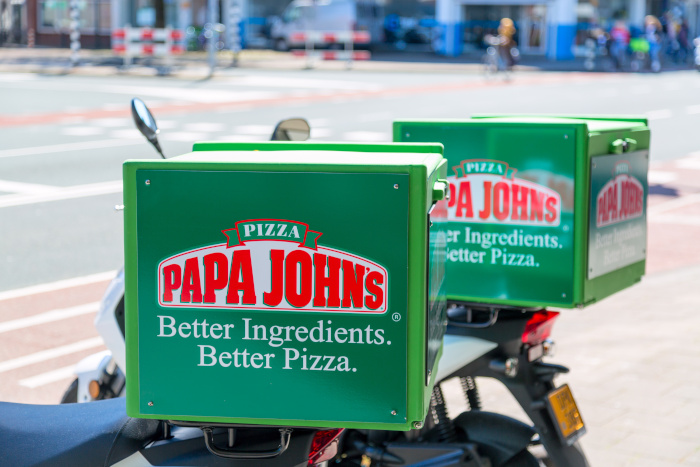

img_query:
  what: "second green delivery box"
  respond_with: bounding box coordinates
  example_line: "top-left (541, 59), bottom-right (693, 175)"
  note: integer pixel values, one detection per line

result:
top-left (394, 116), bottom-right (649, 309)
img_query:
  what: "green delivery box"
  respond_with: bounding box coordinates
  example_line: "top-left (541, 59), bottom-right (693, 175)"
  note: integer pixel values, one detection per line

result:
top-left (123, 142), bottom-right (448, 431)
top-left (394, 116), bottom-right (649, 309)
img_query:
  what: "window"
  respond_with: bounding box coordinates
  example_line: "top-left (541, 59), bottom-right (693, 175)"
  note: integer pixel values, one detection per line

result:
top-left (38, 0), bottom-right (111, 33)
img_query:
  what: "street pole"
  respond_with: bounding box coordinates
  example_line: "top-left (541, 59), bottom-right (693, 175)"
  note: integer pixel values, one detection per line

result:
top-left (207, 0), bottom-right (218, 76)
top-left (227, 0), bottom-right (242, 67)
top-left (69, 0), bottom-right (80, 66)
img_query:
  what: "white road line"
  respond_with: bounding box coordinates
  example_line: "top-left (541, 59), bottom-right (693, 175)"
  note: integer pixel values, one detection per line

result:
top-left (310, 128), bottom-right (334, 138)
top-left (0, 180), bottom-right (122, 208)
top-left (0, 73), bottom-right (39, 82)
top-left (0, 139), bottom-right (141, 159)
top-left (0, 270), bottom-right (116, 302)
top-left (232, 125), bottom-right (274, 135)
top-left (0, 179), bottom-right (60, 194)
top-left (0, 302), bottom-right (99, 334)
top-left (215, 135), bottom-right (260, 142)
top-left (308, 118), bottom-right (331, 127)
top-left (0, 337), bottom-right (103, 374)
top-left (686, 105), bottom-right (700, 115)
top-left (223, 76), bottom-right (384, 91)
top-left (19, 364), bottom-right (76, 388)
top-left (359, 111), bottom-right (393, 123)
top-left (183, 122), bottom-right (226, 132)
top-left (342, 131), bottom-right (390, 142)
top-left (99, 85), bottom-right (279, 103)
top-left (93, 118), bottom-right (131, 127)
top-left (60, 127), bottom-right (106, 136)
top-left (163, 131), bottom-right (210, 142)
top-left (645, 109), bottom-right (673, 120)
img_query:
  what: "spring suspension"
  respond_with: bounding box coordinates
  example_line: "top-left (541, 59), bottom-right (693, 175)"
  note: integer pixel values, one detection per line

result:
top-left (430, 385), bottom-right (457, 442)
top-left (460, 376), bottom-right (482, 411)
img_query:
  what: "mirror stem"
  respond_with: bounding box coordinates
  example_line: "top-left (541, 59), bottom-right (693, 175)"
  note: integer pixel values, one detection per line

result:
top-left (153, 140), bottom-right (166, 159)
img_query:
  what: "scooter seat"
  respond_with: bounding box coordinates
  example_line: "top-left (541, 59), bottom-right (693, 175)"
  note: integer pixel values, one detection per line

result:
top-left (0, 397), bottom-right (160, 467)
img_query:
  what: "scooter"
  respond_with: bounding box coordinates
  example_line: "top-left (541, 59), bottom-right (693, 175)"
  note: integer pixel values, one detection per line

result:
top-left (54, 99), bottom-right (589, 466)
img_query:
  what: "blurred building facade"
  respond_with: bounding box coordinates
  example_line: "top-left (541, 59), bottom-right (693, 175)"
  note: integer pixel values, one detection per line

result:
top-left (2, 0), bottom-right (699, 61)
top-left (436, 0), bottom-right (700, 59)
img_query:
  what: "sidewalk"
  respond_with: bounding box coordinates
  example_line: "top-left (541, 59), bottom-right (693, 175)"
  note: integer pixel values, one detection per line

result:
top-left (449, 263), bottom-right (700, 466)
top-left (442, 153), bottom-right (700, 465)
top-left (1, 45), bottom-right (695, 77)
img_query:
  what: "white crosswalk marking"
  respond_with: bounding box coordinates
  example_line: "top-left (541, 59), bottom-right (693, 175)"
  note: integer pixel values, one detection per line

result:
top-left (0, 180), bottom-right (122, 209)
top-left (19, 365), bottom-right (76, 388)
top-left (0, 180), bottom-right (59, 194)
top-left (0, 271), bottom-right (116, 301)
top-left (0, 139), bottom-right (141, 159)
top-left (0, 337), bottom-right (103, 374)
top-left (0, 302), bottom-right (99, 334)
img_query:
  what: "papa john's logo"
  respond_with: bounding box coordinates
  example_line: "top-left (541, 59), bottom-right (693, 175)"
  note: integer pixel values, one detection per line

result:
top-left (158, 219), bottom-right (387, 313)
top-left (447, 159), bottom-right (562, 227)
top-left (596, 161), bottom-right (644, 228)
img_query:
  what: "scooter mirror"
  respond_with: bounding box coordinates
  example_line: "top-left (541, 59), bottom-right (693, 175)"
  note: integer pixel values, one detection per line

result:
top-left (131, 98), bottom-right (165, 158)
top-left (271, 118), bottom-right (311, 141)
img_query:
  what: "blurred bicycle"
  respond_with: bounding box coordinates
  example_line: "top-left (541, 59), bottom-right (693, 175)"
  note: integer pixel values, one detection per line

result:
top-left (482, 33), bottom-right (519, 79)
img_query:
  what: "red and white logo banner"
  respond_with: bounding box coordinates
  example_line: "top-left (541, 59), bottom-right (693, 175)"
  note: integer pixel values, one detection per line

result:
top-left (158, 220), bottom-right (387, 313)
top-left (447, 159), bottom-right (562, 227)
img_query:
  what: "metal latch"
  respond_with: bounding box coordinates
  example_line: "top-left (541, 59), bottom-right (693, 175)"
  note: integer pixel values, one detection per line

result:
top-left (432, 179), bottom-right (449, 202)
top-left (610, 138), bottom-right (637, 154)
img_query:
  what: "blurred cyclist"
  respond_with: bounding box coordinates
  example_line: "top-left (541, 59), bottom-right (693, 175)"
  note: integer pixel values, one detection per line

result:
top-left (609, 20), bottom-right (630, 70)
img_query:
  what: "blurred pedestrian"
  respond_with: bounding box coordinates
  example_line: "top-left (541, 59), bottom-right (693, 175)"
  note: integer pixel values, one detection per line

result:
top-left (609, 20), bottom-right (630, 70)
top-left (645, 15), bottom-right (662, 72)
top-left (678, 20), bottom-right (690, 63)
top-left (665, 12), bottom-right (681, 62)
top-left (498, 17), bottom-right (517, 70)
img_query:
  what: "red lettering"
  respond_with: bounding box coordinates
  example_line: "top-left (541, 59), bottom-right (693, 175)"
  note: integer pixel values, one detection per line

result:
top-left (610, 185), bottom-right (618, 221)
top-left (313, 254), bottom-right (341, 307)
top-left (455, 181), bottom-right (474, 218)
top-left (493, 181), bottom-right (510, 221)
top-left (511, 185), bottom-right (528, 221)
top-left (530, 190), bottom-right (545, 222)
top-left (285, 250), bottom-right (313, 308)
top-left (545, 197), bottom-right (558, 223)
top-left (448, 183), bottom-right (456, 208)
top-left (180, 258), bottom-right (202, 303)
top-left (162, 264), bottom-right (181, 302)
top-left (226, 250), bottom-right (256, 305)
top-left (263, 249), bottom-right (285, 307)
top-left (598, 196), bottom-right (606, 224)
top-left (364, 271), bottom-right (384, 310)
top-left (636, 184), bottom-right (643, 214)
top-left (342, 260), bottom-right (365, 308)
top-left (479, 181), bottom-right (492, 219)
top-left (203, 253), bottom-right (228, 303)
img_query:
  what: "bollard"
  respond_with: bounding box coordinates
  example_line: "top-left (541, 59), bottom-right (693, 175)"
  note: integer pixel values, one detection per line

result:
top-left (227, 0), bottom-right (242, 66)
top-left (69, 0), bottom-right (80, 66)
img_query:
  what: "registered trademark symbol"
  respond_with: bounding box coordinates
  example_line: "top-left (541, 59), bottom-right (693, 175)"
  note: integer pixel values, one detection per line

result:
top-left (392, 313), bottom-right (401, 322)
